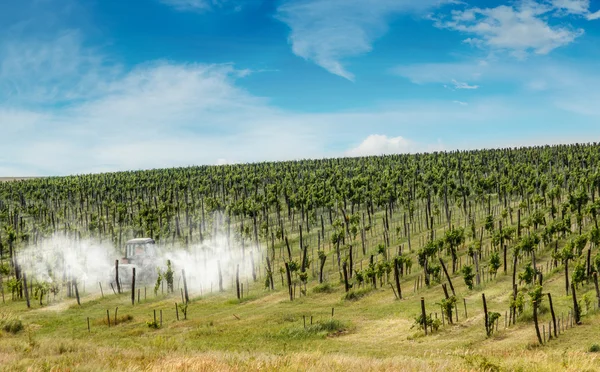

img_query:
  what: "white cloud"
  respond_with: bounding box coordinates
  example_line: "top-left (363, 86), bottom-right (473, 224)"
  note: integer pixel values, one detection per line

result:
top-left (275, 0), bottom-right (444, 81)
top-left (452, 79), bottom-right (479, 89)
top-left (159, 0), bottom-right (221, 12)
top-left (345, 134), bottom-right (413, 157)
top-left (588, 10), bottom-right (600, 20)
top-left (453, 100), bottom-right (468, 105)
top-left (345, 134), bottom-right (444, 157)
top-left (3, 32), bottom-right (600, 176)
top-left (0, 30), bottom-right (118, 105)
top-left (433, 1), bottom-right (585, 56)
top-left (551, 0), bottom-right (589, 15)
top-left (393, 57), bottom-right (600, 119)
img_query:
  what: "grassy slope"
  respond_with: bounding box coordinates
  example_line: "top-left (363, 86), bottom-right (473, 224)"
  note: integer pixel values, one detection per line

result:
top-left (2, 250), bottom-right (600, 371)
top-left (2, 204), bottom-right (600, 371)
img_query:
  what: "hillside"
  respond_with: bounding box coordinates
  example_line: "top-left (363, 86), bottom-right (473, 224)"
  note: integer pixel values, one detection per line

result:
top-left (1, 144), bottom-right (600, 371)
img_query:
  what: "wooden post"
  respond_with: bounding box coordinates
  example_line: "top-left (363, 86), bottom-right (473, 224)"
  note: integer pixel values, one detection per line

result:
top-left (463, 298), bottom-right (468, 318)
top-left (394, 260), bottom-right (402, 299)
top-left (565, 259), bottom-right (570, 296)
top-left (175, 303), bottom-right (179, 321)
top-left (74, 279), bottom-right (81, 306)
top-left (236, 265), bottom-right (241, 300)
top-left (439, 257), bottom-right (455, 295)
top-left (115, 260), bottom-right (121, 294)
top-left (99, 282), bottom-right (104, 298)
top-left (131, 268), bottom-right (136, 306)
top-left (107, 309), bottom-right (110, 327)
top-left (572, 282), bottom-right (580, 325)
top-left (533, 301), bottom-right (543, 345)
top-left (218, 260), bottom-right (224, 292)
top-left (285, 262), bottom-right (293, 301)
top-left (421, 297), bottom-right (428, 336)
top-left (482, 293), bottom-right (489, 336)
top-left (23, 273), bottom-right (30, 309)
top-left (342, 262), bottom-right (350, 292)
top-left (594, 272), bottom-right (600, 309)
top-left (87, 317), bottom-right (90, 333)
top-left (547, 292), bottom-right (557, 338)
top-left (442, 283), bottom-right (452, 324)
top-left (182, 269), bottom-right (189, 303)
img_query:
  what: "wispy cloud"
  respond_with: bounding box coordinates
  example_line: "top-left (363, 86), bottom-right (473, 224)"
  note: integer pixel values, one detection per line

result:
top-left (452, 79), bottom-right (479, 89)
top-left (432, 1), bottom-right (587, 57)
top-left (275, 0), bottom-right (446, 81)
top-left (159, 0), bottom-right (223, 12)
top-left (2, 23), bottom-right (600, 176)
top-left (0, 30), bottom-right (118, 106)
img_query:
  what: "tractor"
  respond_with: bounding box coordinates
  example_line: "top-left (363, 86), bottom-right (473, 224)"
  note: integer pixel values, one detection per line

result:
top-left (109, 238), bottom-right (158, 289)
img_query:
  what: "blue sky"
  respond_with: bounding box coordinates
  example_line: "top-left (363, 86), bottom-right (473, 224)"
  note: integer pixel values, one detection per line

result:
top-left (1, 0), bottom-right (600, 175)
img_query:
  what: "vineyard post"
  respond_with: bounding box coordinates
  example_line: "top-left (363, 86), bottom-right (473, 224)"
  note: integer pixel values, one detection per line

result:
top-left (533, 301), bottom-right (543, 345)
top-left (571, 282), bottom-right (580, 325)
top-left (74, 279), bottom-right (80, 306)
top-left (236, 265), bottom-right (241, 300)
top-left (285, 262), bottom-right (293, 301)
top-left (439, 257), bottom-right (455, 295)
top-left (182, 269), bottom-right (189, 303)
top-left (547, 292), bottom-right (557, 338)
top-left (592, 272), bottom-right (600, 309)
top-left (342, 262), bottom-right (350, 292)
top-left (421, 297), bottom-right (427, 335)
top-left (131, 268), bottom-right (136, 306)
top-left (23, 273), bottom-right (30, 308)
top-left (115, 260), bottom-right (121, 294)
top-left (218, 260), bottom-right (223, 292)
top-left (394, 259), bottom-right (402, 299)
top-left (442, 283), bottom-right (452, 324)
top-left (482, 293), bottom-right (489, 336)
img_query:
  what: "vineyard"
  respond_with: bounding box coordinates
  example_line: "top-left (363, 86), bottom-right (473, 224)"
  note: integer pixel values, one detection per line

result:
top-left (2, 143), bottom-right (600, 371)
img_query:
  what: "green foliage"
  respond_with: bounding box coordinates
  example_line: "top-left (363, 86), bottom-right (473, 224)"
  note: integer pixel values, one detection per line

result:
top-left (589, 344), bottom-right (600, 353)
top-left (312, 282), bottom-right (334, 293)
top-left (528, 285), bottom-right (544, 307)
top-left (485, 214), bottom-right (495, 233)
top-left (489, 251), bottom-right (501, 276)
top-left (510, 290), bottom-right (525, 315)
top-left (427, 263), bottom-right (441, 283)
top-left (518, 262), bottom-right (536, 285)
top-left (1, 318), bottom-right (24, 334)
top-left (412, 313), bottom-right (441, 332)
top-left (165, 260), bottom-right (174, 292)
top-left (572, 260), bottom-right (587, 287)
top-left (439, 295), bottom-right (457, 322)
top-left (146, 320), bottom-right (160, 329)
top-left (570, 235), bottom-right (589, 257)
top-left (461, 265), bottom-right (475, 290)
top-left (154, 270), bottom-right (163, 296)
top-left (517, 234), bottom-right (541, 255)
top-left (487, 312), bottom-right (501, 336)
top-left (343, 287), bottom-right (374, 301)
top-left (468, 240), bottom-right (481, 258)
top-left (277, 319), bottom-right (349, 339)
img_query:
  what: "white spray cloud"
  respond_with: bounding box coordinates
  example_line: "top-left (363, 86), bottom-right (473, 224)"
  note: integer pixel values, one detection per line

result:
top-left (16, 215), bottom-right (263, 300)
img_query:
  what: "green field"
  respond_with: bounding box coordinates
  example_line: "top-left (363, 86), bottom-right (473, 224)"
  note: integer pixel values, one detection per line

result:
top-left (2, 144), bottom-right (600, 371)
